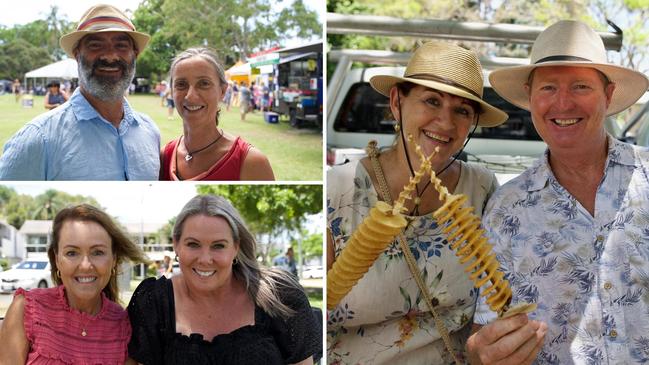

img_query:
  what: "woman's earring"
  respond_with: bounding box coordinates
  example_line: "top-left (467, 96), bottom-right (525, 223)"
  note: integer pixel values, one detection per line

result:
top-left (394, 122), bottom-right (400, 133)
top-left (175, 255), bottom-right (179, 263)
top-left (233, 257), bottom-right (239, 265)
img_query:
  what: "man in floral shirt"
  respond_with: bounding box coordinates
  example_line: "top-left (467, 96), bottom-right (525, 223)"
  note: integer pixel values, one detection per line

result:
top-left (467, 20), bottom-right (649, 364)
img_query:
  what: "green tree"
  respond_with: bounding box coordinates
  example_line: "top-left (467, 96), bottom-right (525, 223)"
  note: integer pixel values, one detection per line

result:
top-left (156, 0), bottom-right (320, 63)
top-left (2, 194), bottom-right (35, 229)
top-left (32, 190), bottom-right (101, 220)
top-left (0, 38), bottom-right (52, 80)
top-left (0, 189), bottom-right (102, 229)
top-left (132, 0), bottom-right (183, 80)
top-left (292, 230), bottom-right (323, 262)
top-left (328, 0), bottom-right (646, 73)
top-left (195, 185), bottom-right (322, 263)
top-left (43, 5), bottom-right (75, 60)
top-left (157, 216), bottom-right (177, 244)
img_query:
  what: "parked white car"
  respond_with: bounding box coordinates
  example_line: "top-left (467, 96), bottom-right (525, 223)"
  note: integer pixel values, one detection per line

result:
top-left (302, 265), bottom-right (324, 279)
top-left (0, 260), bottom-right (54, 293)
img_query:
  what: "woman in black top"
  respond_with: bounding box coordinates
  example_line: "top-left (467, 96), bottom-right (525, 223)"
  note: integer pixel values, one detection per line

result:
top-left (127, 194), bottom-right (321, 364)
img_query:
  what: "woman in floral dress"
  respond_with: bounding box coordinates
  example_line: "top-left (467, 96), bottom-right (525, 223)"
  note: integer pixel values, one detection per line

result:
top-left (326, 42), bottom-right (508, 364)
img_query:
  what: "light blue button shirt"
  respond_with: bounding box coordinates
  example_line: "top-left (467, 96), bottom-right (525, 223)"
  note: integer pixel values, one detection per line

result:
top-left (475, 136), bottom-right (649, 365)
top-left (0, 88), bottom-right (160, 180)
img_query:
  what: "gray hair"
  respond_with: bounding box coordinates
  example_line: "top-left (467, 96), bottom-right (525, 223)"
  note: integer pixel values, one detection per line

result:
top-left (170, 47), bottom-right (227, 88)
top-left (173, 194), bottom-right (298, 319)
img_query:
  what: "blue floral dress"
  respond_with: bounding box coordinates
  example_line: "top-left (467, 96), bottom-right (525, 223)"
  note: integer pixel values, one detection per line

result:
top-left (475, 136), bottom-right (649, 364)
top-left (327, 159), bottom-right (498, 364)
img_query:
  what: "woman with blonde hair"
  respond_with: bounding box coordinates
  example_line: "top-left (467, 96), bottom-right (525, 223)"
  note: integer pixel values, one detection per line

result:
top-left (128, 194), bottom-right (321, 364)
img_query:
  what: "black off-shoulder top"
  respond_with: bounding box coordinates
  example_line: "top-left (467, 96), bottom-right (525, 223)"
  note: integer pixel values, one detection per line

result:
top-left (127, 277), bottom-right (321, 364)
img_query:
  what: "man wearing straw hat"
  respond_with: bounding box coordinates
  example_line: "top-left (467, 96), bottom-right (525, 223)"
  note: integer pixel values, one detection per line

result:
top-left (0, 4), bottom-right (160, 180)
top-left (467, 20), bottom-right (649, 364)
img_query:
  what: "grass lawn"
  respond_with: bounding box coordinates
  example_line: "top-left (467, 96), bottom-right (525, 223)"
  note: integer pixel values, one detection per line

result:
top-left (0, 93), bottom-right (323, 181)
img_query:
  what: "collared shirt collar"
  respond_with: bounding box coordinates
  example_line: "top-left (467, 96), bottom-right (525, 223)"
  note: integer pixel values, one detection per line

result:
top-left (70, 87), bottom-right (140, 127)
top-left (525, 134), bottom-right (639, 192)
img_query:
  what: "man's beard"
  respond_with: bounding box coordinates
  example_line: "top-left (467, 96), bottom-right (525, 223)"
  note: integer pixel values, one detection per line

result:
top-left (77, 54), bottom-right (136, 101)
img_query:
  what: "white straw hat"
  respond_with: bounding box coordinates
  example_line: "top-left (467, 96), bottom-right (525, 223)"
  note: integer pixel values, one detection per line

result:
top-left (60, 4), bottom-right (150, 58)
top-left (369, 42), bottom-right (508, 127)
top-left (489, 20), bottom-right (649, 116)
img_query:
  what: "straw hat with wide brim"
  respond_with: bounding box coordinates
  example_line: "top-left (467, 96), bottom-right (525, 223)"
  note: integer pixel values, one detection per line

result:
top-left (369, 42), bottom-right (508, 127)
top-left (489, 20), bottom-right (649, 116)
top-left (60, 4), bottom-right (150, 58)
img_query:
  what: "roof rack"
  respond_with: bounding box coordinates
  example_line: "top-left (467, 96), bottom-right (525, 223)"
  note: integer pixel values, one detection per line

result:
top-left (327, 13), bottom-right (623, 51)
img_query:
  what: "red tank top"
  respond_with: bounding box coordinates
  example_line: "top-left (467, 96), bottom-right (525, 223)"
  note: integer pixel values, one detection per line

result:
top-left (161, 136), bottom-right (251, 180)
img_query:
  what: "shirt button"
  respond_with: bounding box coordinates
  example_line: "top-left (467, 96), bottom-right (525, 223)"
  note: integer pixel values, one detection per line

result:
top-left (610, 329), bottom-right (618, 338)
top-left (596, 235), bottom-right (604, 242)
top-left (604, 282), bottom-right (613, 290)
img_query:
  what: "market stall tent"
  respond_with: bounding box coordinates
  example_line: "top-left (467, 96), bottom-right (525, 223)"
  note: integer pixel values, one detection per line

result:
top-left (225, 60), bottom-right (250, 84)
top-left (25, 58), bottom-right (78, 79)
top-left (24, 58), bottom-right (78, 91)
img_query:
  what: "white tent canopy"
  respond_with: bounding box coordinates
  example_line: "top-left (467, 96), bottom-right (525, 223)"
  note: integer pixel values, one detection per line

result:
top-left (25, 58), bottom-right (78, 79)
top-left (225, 62), bottom-right (251, 76)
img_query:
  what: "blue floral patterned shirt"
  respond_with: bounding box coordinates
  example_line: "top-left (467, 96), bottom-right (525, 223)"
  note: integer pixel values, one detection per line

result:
top-left (474, 136), bottom-right (649, 365)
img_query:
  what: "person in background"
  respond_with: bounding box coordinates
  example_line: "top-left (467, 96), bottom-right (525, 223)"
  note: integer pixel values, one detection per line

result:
top-left (12, 78), bottom-right (21, 103)
top-left (239, 82), bottom-right (251, 122)
top-left (127, 194), bottom-right (321, 364)
top-left (231, 81), bottom-right (240, 108)
top-left (224, 80), bottom-right (233, 112)
top-left (159, 255), bottom-right (174, 279)
top-left (261, 82), bottom-right (271, 112)
top-left (165, 86), bottom-right (174, 120)
top-left (44, 80), bottom-right (69, 110)
top-left (0, 4), bottom-right (160, 180)
top-left (250, 81), bottom-right (258, 113)
top-left (273, 246), bottom-right (298, 278)
top-left (0, 204), bottom-right (147, 364)
top-left (158, 80), bottom-right (168, 106)
top-left (159, 47), bottom-right (274, 181)
top-left (467, 20), bottom-right (649, 365)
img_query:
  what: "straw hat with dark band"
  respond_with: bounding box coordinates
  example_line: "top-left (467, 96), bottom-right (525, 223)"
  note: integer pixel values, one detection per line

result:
top-left (60, 4), bottom-right (150, 58)
top-left (369, 42), bottom-right (508, 127)
top-left (489, 20), bottom-right (649, 116)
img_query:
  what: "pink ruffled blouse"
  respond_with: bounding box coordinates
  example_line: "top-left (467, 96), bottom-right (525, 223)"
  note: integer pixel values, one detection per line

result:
top-left (16, 285), bottom-right (131, 364)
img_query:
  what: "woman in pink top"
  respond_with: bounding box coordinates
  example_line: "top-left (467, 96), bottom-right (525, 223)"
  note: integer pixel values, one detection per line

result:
top-left (160, 47), bottom-right (275, 181)
top-left (0, 204), bottom-right (147, 364)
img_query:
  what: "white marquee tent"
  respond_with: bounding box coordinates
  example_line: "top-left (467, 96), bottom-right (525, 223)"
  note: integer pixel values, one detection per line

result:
top-left (22, 58), bottom-right (78, 94)
top-left (25, 58), bottom-right (78, 79)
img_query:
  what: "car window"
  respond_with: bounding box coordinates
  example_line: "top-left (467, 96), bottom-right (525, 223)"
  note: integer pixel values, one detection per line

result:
top-left (332, 81), bottom-right (542, 141)
top-left (473, 88), bottom-right (542, 141)
top-left (16, 261), bottom-right (48, 270)
top-left (333, 82), bottom-right (395, 133)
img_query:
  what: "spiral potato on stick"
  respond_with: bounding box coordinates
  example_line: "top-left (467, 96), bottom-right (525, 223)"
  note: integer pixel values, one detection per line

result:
top-left (326, 143), bottom-right (435, 310)
top-left (427, 146), bottom-right (535, 318)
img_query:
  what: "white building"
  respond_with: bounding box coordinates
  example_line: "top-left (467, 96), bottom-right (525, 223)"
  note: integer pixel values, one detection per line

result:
top-left (0, 219), bottom-right (20, 260)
